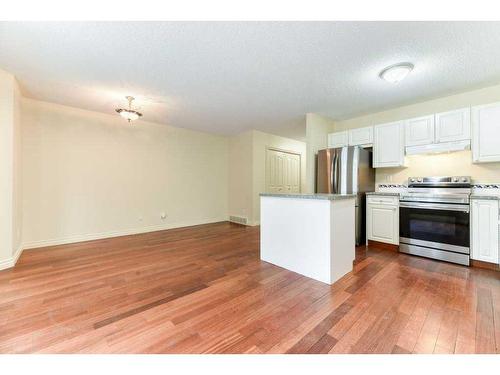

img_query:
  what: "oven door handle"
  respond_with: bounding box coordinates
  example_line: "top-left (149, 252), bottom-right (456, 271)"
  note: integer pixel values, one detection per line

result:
top-left (400, 202), bottom-right (470, 213)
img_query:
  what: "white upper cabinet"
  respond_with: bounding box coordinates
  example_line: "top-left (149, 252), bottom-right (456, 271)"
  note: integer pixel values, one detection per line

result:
top-left (471, 199), bottom-right (499, 264)
top-left (472, 102), bottom-right (500, 163)
top-left (405, 115), bottom-right (435, 146)
top-left (373, 121), bottom-right (405, 168)
top-left (327, 131), bottom-right (348, 148)
top-left (348, 126), bottom-right (373, 146)
top-left (435, 108), bottom-right (471, 143)
top-left (404, 109), bottom-right (471, 154)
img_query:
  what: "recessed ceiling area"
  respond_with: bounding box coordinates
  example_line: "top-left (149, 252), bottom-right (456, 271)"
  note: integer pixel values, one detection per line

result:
top-left (1, 21), bottom-right (500, 141)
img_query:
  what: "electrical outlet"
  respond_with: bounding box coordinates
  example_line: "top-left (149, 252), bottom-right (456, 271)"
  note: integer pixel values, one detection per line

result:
top-left (138, 216), bottom-right (143, 222)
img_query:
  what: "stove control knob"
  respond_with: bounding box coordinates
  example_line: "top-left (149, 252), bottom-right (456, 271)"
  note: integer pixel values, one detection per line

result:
top-left (461, 177), bottom-right (468, 183)
top-left (452, 177), bottom-right (459, 182)
top-left (410, 178), bottom-right (416, 183)
top-left (417, 178), bottom-right (423, 183)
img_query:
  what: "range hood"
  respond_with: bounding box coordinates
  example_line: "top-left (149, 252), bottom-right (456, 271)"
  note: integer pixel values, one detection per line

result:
top-left (405, 139), bottom-right (470, 156)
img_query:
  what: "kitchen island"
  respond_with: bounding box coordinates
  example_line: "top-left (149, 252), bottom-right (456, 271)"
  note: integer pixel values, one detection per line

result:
top-left (260, 193), bottom-right (356, 285)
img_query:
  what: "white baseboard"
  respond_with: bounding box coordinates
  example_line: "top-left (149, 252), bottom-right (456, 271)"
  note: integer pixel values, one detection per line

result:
top-left (22, 216), bottom-right (228, 250)
top-left (1, 216), bottom-right (234, 271)
top-left (0, 244), bottom-right (24, 271)
top-left (12, 244), bottom-right (23, 264)
top-left (0, 258), bottom-right (12, 271)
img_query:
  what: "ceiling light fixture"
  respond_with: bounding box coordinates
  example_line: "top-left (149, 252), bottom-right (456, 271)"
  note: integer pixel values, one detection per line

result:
top-left (379, 63), bottom-right (414, 84)
top-left (115, 96), bottom-right (143, 123)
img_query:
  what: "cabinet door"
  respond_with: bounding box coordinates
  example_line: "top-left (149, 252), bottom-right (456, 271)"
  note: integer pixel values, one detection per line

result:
top-left (472, 102), bottom-right (500, 163)
top-left (366, 204), bottom-right (399, 244)
top-left (471, 199), bottom-right (499, 264)
top-left (373, 121), bottom-right (405, 168)
top-left (327, 131), bottom-right (348, 148)
top-left (435, 108), bottom-right (471, 143)
top-left (348, 126), bottom-right (373, 146)
top-left (405, 115), bottom-right (435, 146)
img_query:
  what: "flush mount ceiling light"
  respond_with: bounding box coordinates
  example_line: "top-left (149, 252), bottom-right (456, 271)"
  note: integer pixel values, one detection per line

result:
top-left (379, 63), bottom-right (414, 84)
top-left (115, 96), bottom-right (143, 123)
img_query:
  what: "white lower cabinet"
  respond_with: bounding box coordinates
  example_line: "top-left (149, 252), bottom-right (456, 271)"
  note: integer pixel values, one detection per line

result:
top-left (471, 199), bottom-right (499, 264)
top-left (366, 195), bottom-right (399, 245)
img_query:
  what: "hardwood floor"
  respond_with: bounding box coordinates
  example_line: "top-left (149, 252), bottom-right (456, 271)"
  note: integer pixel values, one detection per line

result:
top-left (0, 221), bottom-right (499, 354)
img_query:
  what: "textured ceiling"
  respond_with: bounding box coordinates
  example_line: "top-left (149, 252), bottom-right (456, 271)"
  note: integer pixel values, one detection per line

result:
top-left (1, 21), bottom-right (500, 141)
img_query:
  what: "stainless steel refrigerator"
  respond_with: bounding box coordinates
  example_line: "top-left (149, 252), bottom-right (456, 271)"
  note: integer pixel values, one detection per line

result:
top-left (316, 146), bottom-right (375, 245)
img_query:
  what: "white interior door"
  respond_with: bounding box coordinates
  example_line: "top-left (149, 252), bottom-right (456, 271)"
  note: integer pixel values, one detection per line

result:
top-left (266, 149), bottom-right (301, 194)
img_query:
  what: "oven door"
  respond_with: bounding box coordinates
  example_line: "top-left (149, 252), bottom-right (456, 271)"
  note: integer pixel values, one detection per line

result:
top-left (399, 201), bottom-right (470, 253)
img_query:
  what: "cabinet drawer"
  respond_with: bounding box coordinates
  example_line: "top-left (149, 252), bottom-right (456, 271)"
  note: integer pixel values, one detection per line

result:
top-left (367, 195), bottom-right (399, 206)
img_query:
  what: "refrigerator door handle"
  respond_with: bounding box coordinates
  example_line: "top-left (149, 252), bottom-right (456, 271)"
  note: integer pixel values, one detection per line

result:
top-left (333, 150), bottom-right (339, 194)
top-left (331, 152), bottom-right (335, 194)
top-left (329, 152), bottom-right (335, 194)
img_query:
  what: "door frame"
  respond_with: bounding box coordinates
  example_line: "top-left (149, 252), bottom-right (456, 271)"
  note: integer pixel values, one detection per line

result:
top-left (265, 147), bottom-right (302, 193)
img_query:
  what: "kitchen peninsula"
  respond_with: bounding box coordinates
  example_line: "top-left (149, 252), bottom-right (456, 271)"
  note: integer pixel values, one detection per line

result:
top-left (260, 193), bottom-right (356, 284)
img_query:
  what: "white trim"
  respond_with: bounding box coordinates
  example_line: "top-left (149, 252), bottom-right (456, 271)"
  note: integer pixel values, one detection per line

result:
top-left (0, 244), bottom-right (24, 271)
top-left (12, 244), bottom-right (23, 264)
top-left (22, 216), bottom-right (227, 250)
top-left (0, 258), bottom-right (13, 271)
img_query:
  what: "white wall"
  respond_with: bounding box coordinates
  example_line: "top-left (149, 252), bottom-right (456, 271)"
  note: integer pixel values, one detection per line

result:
top-left (334, 83), bottom-right (500, 184)
top-left (22, 98), bottom-right (229, 248)
top-left (305, 113), bottom-right (335, 193)
top-left (0, 70), bottom-right (15, 265)
top-left (0, 69), bottom-right (22, 268)
top-left (228, 131), bottom-right (254, 224)
top-left (377, 150), bottom-right (500, 184)
top-left (13, 79), bottom-right (22, 256)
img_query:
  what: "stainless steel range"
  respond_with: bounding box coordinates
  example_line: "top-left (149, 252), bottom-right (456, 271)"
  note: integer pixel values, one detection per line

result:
top-left (399, 176), bottom-right (471, 266)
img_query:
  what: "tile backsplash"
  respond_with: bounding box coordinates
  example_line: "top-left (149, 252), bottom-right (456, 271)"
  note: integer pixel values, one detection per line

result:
top-left (375, 182), bottom-right (500, 196)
